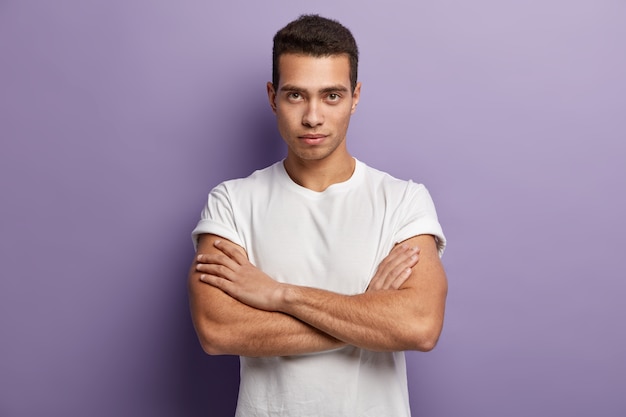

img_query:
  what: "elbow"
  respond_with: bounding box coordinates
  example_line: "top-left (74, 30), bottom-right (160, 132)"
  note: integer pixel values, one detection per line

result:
top-left (194, 322), bottom-right (233, 356)
top-left (404, 318), bottom-right (444, 352)
top-left (414, 333), bottom-right (440, 352)
top-left (198, 335), bottom-right (225, 356)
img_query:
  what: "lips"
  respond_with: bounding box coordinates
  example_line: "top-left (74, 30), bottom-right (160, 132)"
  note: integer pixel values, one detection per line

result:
top-left (299, 134), bottom-right (327, 145)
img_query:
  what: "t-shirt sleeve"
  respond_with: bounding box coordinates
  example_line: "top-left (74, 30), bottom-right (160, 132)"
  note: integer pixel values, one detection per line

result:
top-left (191, 183), bottom-right (244, 251)
top-left (394, 182), bottom-right (446, 257)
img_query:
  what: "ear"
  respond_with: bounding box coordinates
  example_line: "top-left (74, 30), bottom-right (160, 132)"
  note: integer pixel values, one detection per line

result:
top-left (267, 82), bottom-right (277, 114)
top-left (350, 82), bottom-right (362, 114)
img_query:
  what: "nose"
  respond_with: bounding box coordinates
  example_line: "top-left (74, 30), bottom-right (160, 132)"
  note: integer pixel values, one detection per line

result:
top-left (302, 101), bottom-right (323, 127)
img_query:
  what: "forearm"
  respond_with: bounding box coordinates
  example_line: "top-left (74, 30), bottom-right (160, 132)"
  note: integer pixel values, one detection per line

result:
top-left (278, 285), bottom-right (442, 352)
top-left (193, 234), bottom-right (446, 354)
top-left (189, 275), bottom-right (344, 357)
top-left (190, 233), bottom-right (344, 356)
top-left (277, 235), bottom-right (448, 352)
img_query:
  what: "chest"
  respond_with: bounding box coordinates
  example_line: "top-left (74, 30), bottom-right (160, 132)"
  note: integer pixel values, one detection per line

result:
top-left (238, 190), bottom-right (396, 294)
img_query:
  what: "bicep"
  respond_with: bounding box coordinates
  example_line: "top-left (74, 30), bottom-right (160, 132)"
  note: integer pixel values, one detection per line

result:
top-left (188, 234), bottom-right (244, 322)
top-left (188, 234), bottom-right (258, 353)
top-left (399, 234), bottom-right (448, 314)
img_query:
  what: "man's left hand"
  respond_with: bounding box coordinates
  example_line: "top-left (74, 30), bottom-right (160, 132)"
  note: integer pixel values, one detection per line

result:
top-left (195, 239), bottom-right (284, 311)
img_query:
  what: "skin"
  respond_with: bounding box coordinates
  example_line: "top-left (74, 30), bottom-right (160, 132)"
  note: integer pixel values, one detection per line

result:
top-left (188, 234), bottom-right (421, 356)
top-left (188, 53), bottom-right (448, 355)
top-left (267, 54), bottom-right (361, 191)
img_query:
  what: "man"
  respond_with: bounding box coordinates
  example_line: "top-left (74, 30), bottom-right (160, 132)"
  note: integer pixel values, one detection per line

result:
top-left (188, 14), bottom-right (447, 416)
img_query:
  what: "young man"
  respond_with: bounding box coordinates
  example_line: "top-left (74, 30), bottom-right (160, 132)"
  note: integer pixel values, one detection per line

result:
top-left (188, 15), bottom-right (447, 416)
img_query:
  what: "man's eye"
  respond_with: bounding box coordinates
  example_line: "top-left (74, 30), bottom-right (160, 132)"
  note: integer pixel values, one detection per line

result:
top-left (288, 93), bottom-right (301, 100)
top-left (327, 93), bottom-right (340, 101)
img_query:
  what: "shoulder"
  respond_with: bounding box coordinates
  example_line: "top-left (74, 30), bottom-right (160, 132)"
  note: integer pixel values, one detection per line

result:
top-left (201, 161), bottom-right (284, 211)
top-left (213, 161), bottom-right (284, 193)
top-left (359, 160), bottom-right (429, 197)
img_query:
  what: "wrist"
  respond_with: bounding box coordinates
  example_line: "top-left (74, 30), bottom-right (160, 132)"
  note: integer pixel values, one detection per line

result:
top-left (276, 283), bottom-right (298, 313)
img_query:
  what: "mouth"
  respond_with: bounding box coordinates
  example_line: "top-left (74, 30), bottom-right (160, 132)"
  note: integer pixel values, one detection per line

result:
top-left (299, 134), bottom-right (327, 145)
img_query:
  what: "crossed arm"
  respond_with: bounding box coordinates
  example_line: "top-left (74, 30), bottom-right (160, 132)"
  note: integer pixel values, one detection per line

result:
top-left (188, 233), bottom-right (447, 356)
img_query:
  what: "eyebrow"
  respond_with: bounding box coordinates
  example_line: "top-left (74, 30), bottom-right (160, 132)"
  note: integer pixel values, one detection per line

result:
top-left (280, 84), bottom-right (350, 94)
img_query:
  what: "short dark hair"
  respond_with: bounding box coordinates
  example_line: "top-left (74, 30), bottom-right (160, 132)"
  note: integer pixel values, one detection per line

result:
top-left (272, 14), bottom-right (359, 92)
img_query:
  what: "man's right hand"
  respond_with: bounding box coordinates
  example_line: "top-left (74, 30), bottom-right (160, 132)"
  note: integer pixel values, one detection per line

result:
top-left (366, 243), bottom-right (420, 291)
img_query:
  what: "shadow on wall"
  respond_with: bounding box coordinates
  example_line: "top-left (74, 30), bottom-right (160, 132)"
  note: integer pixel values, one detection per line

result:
top-left (175, 94), bottom-right (284, 415)
top-left (231, 89), bottom-right (286, 175)
top-left (178, 303), bottom-right (241, 416)
top-left (190, 72), bottom-right (287, 186)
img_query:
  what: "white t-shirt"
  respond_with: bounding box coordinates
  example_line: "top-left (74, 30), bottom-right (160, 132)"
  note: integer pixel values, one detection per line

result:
top-left (192, 159), bottom-right (446, 417)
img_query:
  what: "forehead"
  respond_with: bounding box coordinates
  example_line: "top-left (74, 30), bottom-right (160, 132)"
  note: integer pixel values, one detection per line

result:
top-left (277, 54), bottom-right (351, 91)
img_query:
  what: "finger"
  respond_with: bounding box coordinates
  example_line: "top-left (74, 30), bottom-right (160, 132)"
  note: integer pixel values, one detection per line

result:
top-left (196, 262), bottom-right (235, 280)
top-left (373, 244), bottom-right (409, 276)
top-left (381, 244), bottom-right (417, 272)
top-left (214, 240), bottom-right (249, 264)
top-left (196, 253), bottom-right (239, 272)
top-left (388, 267), bottom-right (412, 290)
top-left (374, 246), bottom-right (418, 287)
top-left (199, 273), bottom-right (237, 296)
top-left (383, 252), bottom-right (418, 289)
top-left (387, 263), bottom-right (416, 290)
top-left (367, 244), bottom-right (412, 291)
top-left (369, 247), bottom-right (419, 291)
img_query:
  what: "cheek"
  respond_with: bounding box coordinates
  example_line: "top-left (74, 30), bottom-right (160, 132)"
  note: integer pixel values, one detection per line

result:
top-left (330, 109), bottom-right (353, 127)
top-left (276, 108), bottom-right (300, 128)
top-left (275, 112), bottom-right (296, 138)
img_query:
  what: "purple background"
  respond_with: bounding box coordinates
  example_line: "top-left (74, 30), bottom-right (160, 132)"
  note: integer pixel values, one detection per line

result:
top-left (1, 1), bottom-right (625, 416)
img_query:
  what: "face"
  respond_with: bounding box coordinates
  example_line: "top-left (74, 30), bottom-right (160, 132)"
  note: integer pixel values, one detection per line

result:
top-left (267, 54), bottom-right (361, 163)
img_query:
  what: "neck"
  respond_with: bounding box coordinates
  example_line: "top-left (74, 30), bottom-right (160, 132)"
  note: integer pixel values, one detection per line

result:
top-left (283, 152), bottom-right (355, 192)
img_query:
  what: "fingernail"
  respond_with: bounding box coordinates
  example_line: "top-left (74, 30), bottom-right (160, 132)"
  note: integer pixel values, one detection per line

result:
top-left (214, 240), bottom-right (221, 246)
